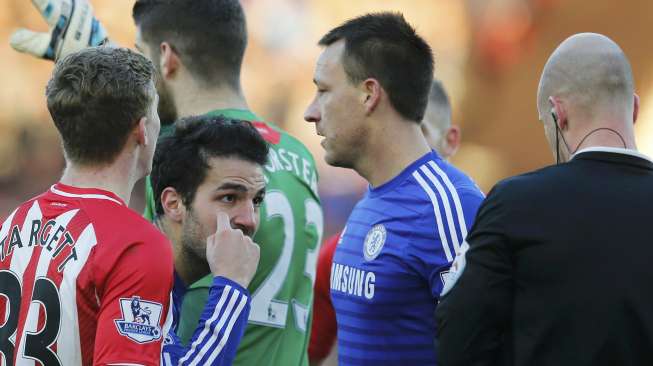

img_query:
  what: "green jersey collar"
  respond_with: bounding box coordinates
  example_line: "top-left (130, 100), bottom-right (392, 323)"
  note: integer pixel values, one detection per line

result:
top-left (205, 108), bottom-right (262, 122)
top-left (206, 108), bottom-right (282, 144)
top-left (189, 274), bottom-right (213, 289)
top-left (159, 109), bottom-right (280, 145)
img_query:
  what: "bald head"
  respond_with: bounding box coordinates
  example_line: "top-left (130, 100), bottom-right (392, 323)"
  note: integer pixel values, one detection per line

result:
top-left (537, 33), bottom-right (639, 162)
top-left (421, 80), bottom-right (461, 159)
top-left (537, 33), bottom-right (635, 122)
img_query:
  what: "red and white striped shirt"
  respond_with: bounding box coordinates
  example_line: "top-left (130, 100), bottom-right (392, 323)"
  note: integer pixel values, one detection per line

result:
top-left (0, 183), bottom-right (173, 366)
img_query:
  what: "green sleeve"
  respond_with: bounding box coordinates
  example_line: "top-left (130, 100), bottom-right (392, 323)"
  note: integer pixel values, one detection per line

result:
top-left (178, 274), bottom-right (213, 345)
top-left (143, 176), bottom-right (155, 221)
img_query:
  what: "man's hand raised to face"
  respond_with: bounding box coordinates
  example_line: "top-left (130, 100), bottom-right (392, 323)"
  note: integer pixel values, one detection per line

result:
top-left (206, 212), bottom-right (261, 288)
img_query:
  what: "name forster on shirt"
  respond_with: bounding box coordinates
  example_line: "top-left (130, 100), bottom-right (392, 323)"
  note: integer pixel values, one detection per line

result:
top-left (264, 146), bottom-right (319, 196)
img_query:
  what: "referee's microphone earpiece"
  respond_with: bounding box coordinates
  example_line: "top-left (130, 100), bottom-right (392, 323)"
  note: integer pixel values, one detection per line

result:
top-left (551, 111), bottom-right (560, 164)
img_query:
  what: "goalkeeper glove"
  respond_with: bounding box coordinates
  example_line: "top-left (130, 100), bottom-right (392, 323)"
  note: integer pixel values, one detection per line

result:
top-left (10, 0), bottom-right (109, 61)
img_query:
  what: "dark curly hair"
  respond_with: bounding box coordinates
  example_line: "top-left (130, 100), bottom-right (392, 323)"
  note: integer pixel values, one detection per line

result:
top-left (151, 115), bottom-right (269, 217)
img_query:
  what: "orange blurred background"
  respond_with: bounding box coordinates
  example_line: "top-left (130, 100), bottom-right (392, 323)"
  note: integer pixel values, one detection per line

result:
top-left (3, 2), bottom-right (653, 363)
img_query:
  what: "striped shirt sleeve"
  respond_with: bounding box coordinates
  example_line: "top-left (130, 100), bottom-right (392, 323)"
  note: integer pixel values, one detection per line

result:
top-left (162, 276), bottom-right (250, 366)
top-left (411, 162), bottom-right (484, 299)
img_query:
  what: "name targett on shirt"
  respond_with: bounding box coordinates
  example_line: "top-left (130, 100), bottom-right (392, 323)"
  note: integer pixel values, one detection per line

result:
top-left (330, 262), bottom-right (376, 300)
top-left (0, 218), bottom-right (79, 271)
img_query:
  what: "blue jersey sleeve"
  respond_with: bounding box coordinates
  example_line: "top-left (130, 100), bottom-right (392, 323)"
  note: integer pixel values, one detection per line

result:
top-left (407, 186), bottom-right (484, 300)
top-left (161, 277), bottom-right (250, 366)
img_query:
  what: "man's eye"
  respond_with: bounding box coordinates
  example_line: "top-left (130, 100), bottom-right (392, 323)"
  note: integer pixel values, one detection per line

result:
top-left (219, 195), bottom-right (235, 203)
top-left (253, 196), bottom-right (265, 207)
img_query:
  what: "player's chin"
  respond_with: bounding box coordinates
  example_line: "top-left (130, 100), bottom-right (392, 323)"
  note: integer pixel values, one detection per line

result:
top-left (323, 149), bottom-right (337, 166)
top-left (324, 150), bottom-right (352, 169)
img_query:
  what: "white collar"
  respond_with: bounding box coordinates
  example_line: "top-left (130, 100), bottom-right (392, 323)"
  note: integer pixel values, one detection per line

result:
top-left (573, 146), bottom-right (653, 163)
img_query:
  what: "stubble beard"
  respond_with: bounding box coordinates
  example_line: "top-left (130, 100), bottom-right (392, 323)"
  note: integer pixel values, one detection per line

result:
top-left (180, 209), bottom-right (210, 269)
top-left (324, 130), bottom-right (365, 171)
top-left (325, 149), bottom-right (356, 170)
top-left (155, 69), bottom-right (179, 126)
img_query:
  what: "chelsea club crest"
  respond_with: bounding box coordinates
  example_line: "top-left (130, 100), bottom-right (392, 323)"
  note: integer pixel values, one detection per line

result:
top-left (364, 224), bottom-right (387, 261)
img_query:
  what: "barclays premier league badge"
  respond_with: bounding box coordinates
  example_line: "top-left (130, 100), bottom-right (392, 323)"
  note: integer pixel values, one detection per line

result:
top-left (114, 296), bottom-right (163, 343)
top-left (364, 224), bottom-right (387, 261)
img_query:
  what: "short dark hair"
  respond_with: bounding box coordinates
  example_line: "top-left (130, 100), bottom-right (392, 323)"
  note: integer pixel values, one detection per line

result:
top-left (429, 80), bottom-right (450, 109)
top-left (428, 79), bottom-right (451, 125)
top-left (319, 12), bottom-right (434, 122)
top-left (46, 46), bottom-right (155, 165)
top-left (133, 0), bottom-right (247, 88)
top-left (151, 116), bottom-right (269, 217)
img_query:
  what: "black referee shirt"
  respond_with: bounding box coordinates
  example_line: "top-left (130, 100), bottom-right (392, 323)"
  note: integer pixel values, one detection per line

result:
top-left (436, 148), bottom-right (653, 366)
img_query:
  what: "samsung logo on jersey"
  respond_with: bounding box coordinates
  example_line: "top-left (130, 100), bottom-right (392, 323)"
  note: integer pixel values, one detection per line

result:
top-left (330, 262), bottom-right (375, 300)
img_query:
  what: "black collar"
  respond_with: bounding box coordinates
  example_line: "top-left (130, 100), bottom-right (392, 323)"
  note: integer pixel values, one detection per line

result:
top-left (574, 150), bottom-right (653, 171)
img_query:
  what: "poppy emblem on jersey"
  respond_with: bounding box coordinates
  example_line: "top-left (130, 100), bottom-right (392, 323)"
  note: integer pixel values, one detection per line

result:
top-left (440, 241), bottom-right (470, 296)
top-left (114, 296), bottom-right (163, 344)
top-left (364, 224), bottom-right (387, 261)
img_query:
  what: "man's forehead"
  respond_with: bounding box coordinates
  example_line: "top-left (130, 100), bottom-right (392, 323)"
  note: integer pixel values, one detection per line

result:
top-left (206, 157), bottom-right (265, 186)
top-left (216, 176), bottom-right (266, 191)
top-left (315, 41), bottom-right (345, 75)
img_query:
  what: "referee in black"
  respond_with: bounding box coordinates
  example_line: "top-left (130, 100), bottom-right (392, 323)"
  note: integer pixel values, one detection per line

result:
top-left (436, 33), bottom-right (653, 366)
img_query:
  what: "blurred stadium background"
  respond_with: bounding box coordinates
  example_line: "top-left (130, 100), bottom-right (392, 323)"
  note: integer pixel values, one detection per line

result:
top-left (2, 0), bottom-right (653, 243)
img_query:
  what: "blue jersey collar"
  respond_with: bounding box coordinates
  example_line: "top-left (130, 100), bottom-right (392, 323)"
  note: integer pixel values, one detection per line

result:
top-left (368, 150), bottom-right (440, 198)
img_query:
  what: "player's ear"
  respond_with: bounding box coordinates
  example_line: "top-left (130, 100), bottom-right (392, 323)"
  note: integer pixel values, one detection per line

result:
top-left (160, 41), bottom-right (181, 80)
top-left (362, 78), bottom-right (382, 116)
top-left (135, 117), bottom-right (148, 146)
top-left (444, 125), bottom-right (461, 157)
top-left (161, 187), bottom-right (185, 223)
top-left (548, 96), bottom-right (568, 130)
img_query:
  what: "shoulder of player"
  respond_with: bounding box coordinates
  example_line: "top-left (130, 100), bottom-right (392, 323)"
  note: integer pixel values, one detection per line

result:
top-left (74, 204), bottom-right (173, 292)
top-left (378, 161), bottom-right (482, 215)
top-left (82, 201), bottom-right (169, 246)
top-left (0, 196), bottom-right (39, 232)
top-left (416, 158), bottom-right (483, 194)
top-left (384, 164), bottom-right (481, 246)
top-left (268, 123), bottom-right (316, 162)
top-left (262, 124), bottom-right (320, 198)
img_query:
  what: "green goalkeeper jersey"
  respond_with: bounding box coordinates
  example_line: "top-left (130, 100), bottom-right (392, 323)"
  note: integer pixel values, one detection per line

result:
top-left (144, 109), bottom-right (322, 366)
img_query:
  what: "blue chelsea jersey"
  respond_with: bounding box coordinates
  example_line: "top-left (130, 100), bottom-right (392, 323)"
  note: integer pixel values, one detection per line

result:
top-left (331, 151), bottom-right (484, 365)
top-left (161, 274), bottom-right (250, 366)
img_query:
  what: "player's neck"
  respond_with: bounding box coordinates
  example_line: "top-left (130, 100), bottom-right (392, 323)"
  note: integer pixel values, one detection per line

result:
top-left (176, 245), bottom-right (211, 286)
top-left (174, 82), bottom-right (249, 117)
top-left (358, 122), bottom-right (431, 188)
top-left (59, 159), bottom-right (140, 206)
top-left (567, 121), bottom-right (637, 153)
